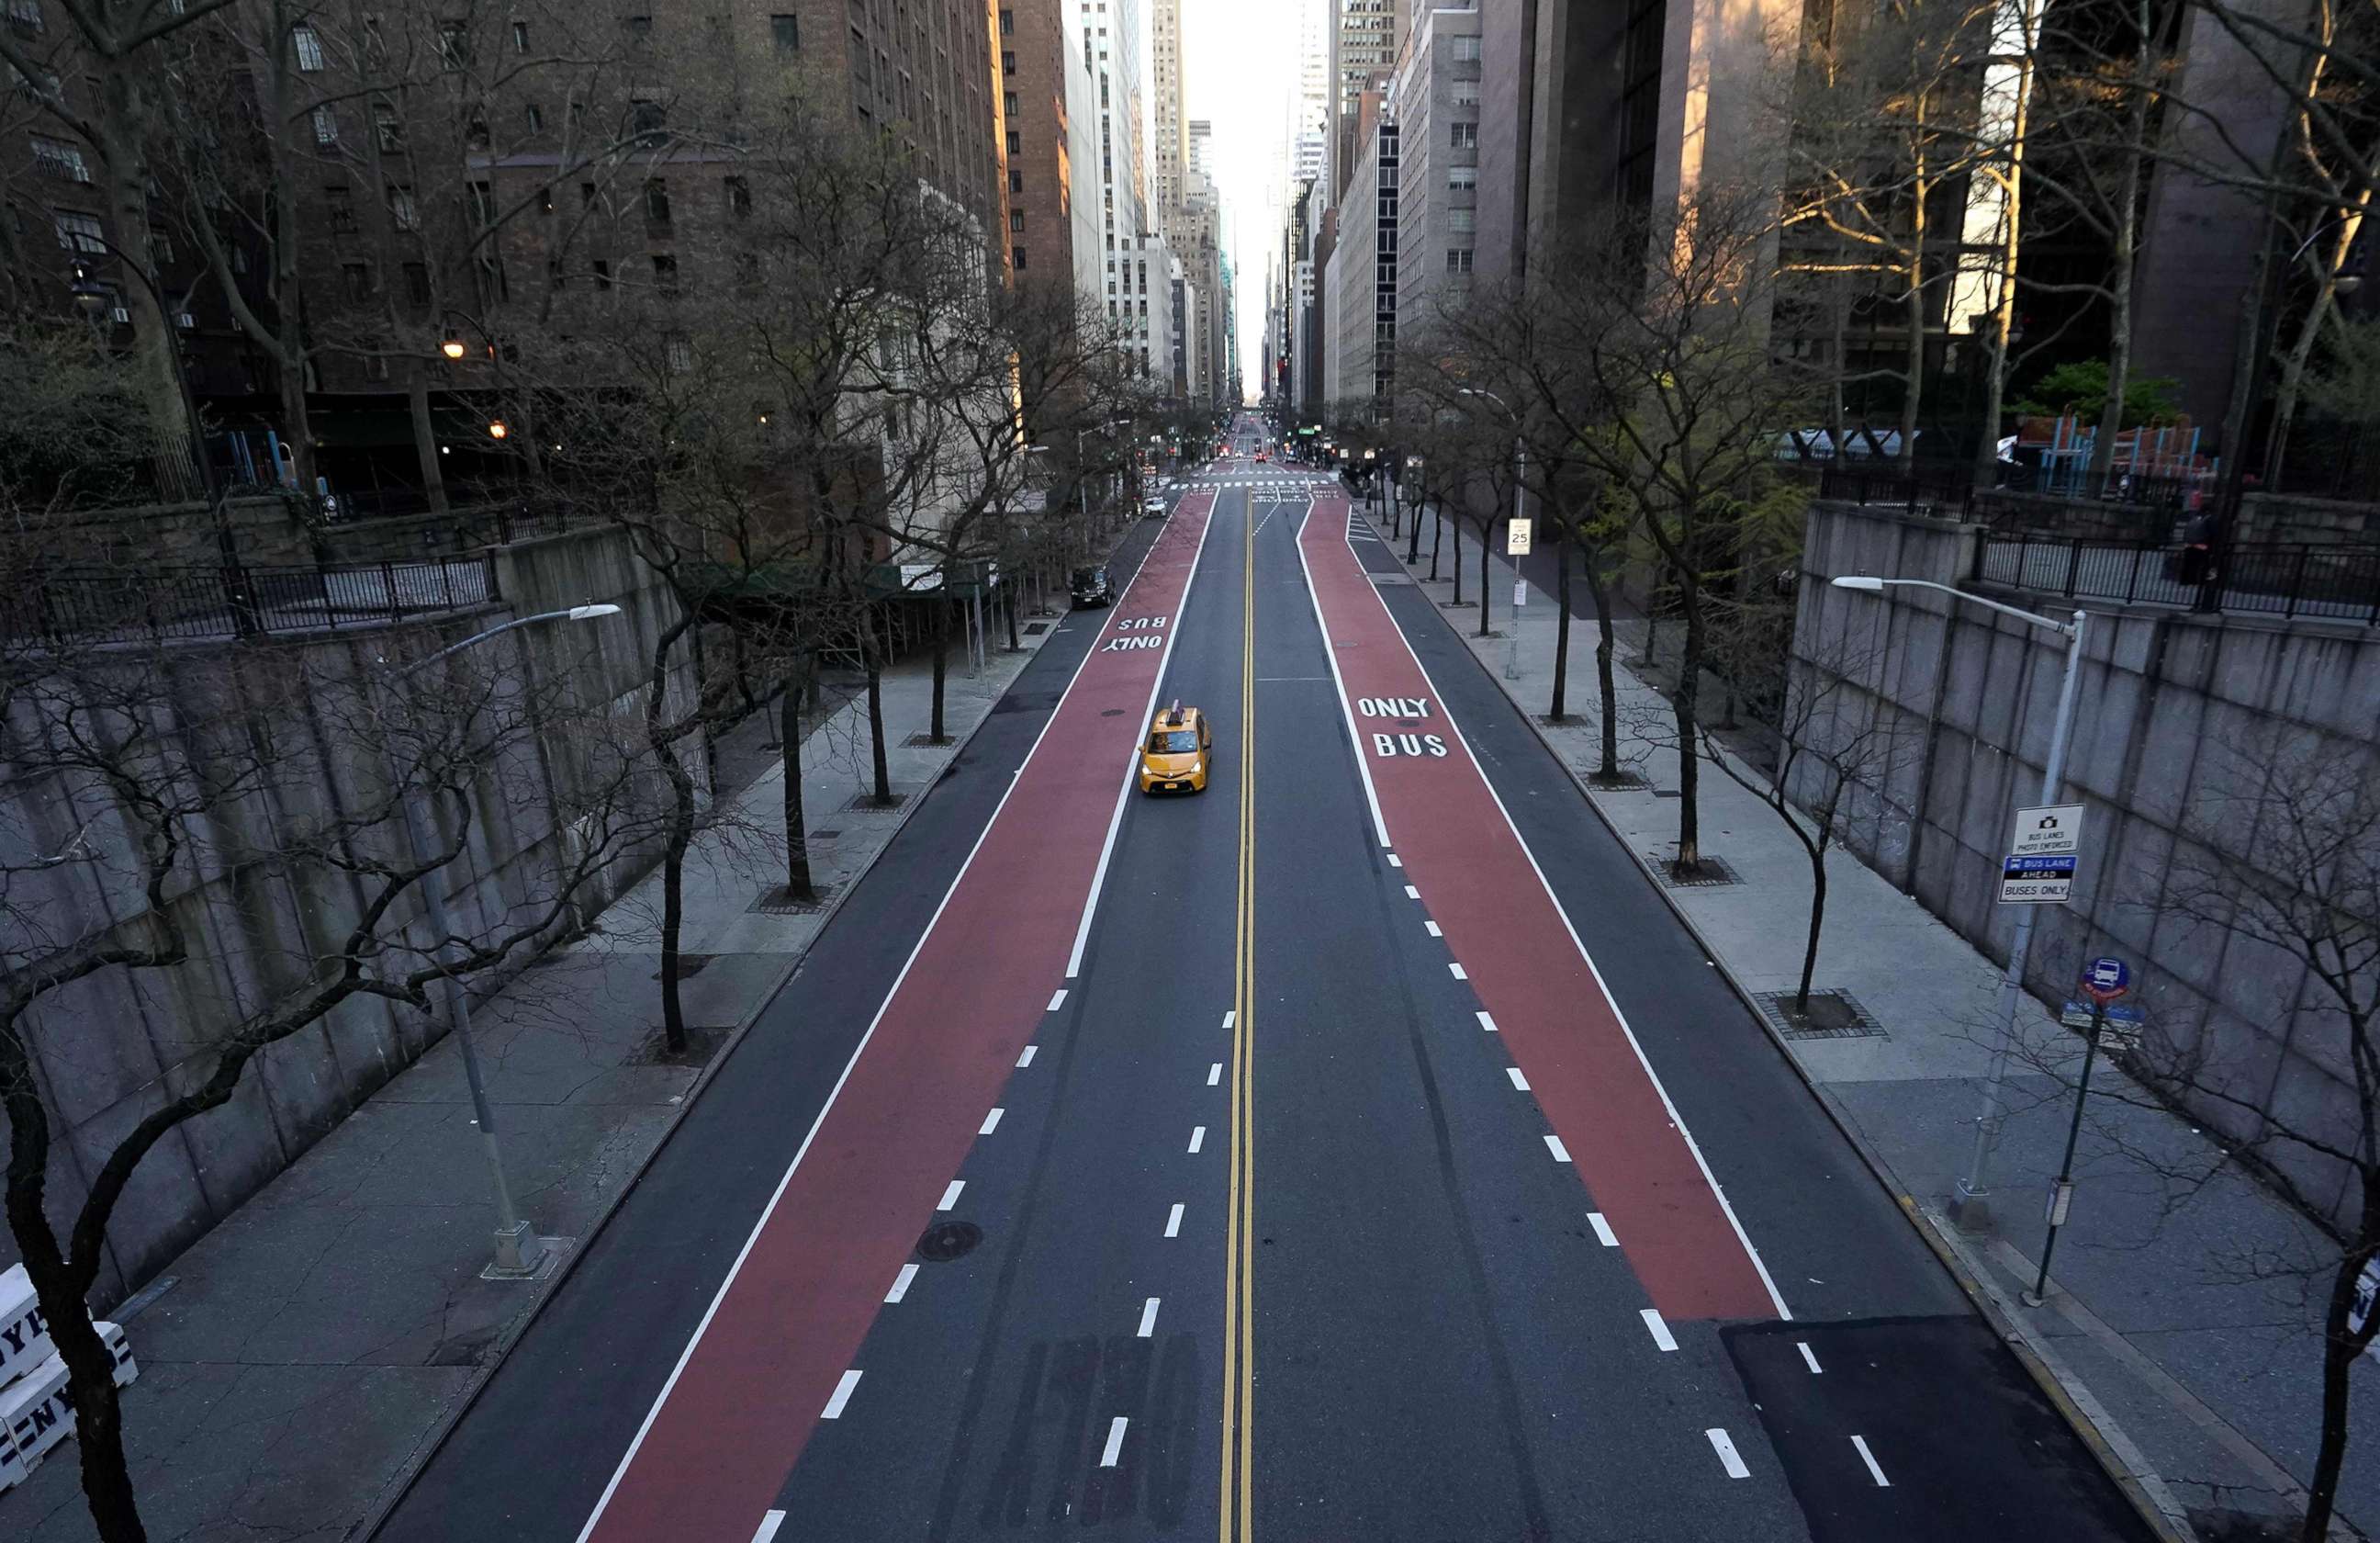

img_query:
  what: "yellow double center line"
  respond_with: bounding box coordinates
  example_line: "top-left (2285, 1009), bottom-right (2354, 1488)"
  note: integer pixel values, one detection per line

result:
top-left (1219, 492), bottom-right (1258, 1541)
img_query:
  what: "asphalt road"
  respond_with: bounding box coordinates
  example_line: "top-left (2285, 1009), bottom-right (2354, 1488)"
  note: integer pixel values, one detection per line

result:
top-left (375, 420), bottom-right (2150, 1543)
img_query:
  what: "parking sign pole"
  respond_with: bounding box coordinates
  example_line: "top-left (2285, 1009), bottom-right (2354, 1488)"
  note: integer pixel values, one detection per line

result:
top-left (2026, 960), bottom-right (2127, 1306)
top-left (1958, 609), bottom-right (2089, 1220)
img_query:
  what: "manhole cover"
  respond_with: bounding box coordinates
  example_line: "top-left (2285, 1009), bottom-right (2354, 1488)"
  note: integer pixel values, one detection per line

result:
top-left (916, 1221), bottom-right (982, 1262)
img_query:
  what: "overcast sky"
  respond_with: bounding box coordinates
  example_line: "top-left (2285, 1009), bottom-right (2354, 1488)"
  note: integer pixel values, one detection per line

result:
top-left (1176, 0), bottom-right (1297, 400)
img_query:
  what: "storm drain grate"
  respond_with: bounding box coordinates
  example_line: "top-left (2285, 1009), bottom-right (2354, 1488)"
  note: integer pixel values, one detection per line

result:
top-left (807, 828), bottom-right (844, 841)
top-left (1025, 621), bottom-right (1050, 636)
top-left (1753, 988), bottom-right (1885, 1041)
top-left (1656, 855), bottom-right (1742, 888)
top-left (916, 1221), bottom-right (983, 1262)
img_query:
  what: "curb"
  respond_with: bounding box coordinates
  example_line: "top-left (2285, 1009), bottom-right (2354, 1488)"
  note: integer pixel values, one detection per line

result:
top-left (1353, 505), bottom-right (2201, 1543)
top-left (350, 519), bottom-right (1160, 1540)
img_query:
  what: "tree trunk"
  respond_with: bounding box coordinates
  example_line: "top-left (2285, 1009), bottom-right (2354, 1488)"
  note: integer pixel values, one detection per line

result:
top-left (2088, 50), bottom-right (2152, 487)
top-left (92, 61), bottom-right (185, 460)
top-left (1970, 0), bottom-right (2038, 485)
top-left (1429, 498), bottom-right (1443, 580)
top-left (780, 664), bottom-right (814, 902)
top-left (1550, 530), bottom-right (1572, 720)
top-left (1581, 547), bottom-right (1622, 781)
top-left (863, 609), bottom-right (892, 805)
top-left (1478, 515), bottom-right (1495, 637)
top-left (644, 632), bottom-right (694, 1053)
top-left (1795, 853), bottom-right (1828, 1014)
top-left (2298, 1209), bottom-right (2377, 1543)
top-left (410, 377), bottom-right (451, 513)
top-left (1451, 507), bottom-right (1465, 603)
top-left (1671, 578), bottom-right (1705, 873)
top-left (929, 602), bottom-right (949, 743)
top-left (1005, 583), bottom-right (1021, 650)
top-left (1407, 489), bottom-right (1422, 563)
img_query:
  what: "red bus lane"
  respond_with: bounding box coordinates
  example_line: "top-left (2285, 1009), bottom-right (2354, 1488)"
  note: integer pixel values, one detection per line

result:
top-left (578, 495), bottom-right (1217, 1543)
top-left (1297, 497), bottom-right (1783, 1324)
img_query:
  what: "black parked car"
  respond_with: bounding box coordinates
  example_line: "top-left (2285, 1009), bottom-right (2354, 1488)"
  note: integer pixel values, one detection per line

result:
top-left (1071, 566), bottom-right (1116, 607)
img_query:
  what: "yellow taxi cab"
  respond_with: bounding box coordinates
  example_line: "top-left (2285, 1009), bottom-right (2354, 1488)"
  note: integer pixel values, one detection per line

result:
top-left (1139, 702), bottom-right (1212, 794)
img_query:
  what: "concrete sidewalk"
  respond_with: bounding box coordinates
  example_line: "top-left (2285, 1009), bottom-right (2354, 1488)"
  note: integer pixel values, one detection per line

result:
top-left (1, 619), bottom-right (1061, 1543)
top-left (1357, 496), bottom-right (2374, 1543)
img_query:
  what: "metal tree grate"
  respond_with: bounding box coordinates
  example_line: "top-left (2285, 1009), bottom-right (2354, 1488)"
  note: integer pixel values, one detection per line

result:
top-left (1753, 988), bottom-right (1885, 1041)
top-left (841, 791), bottom-right (911, 813)
top-left (751, 883), bottom-right (837, 915)
top-left (1656, 855), bottom-right (1742, 888)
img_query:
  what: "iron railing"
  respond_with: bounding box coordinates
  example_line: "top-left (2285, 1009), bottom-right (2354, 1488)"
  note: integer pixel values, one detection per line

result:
top-left (8, 554), bottom-right (500, 646)
top-left (1973, 535), bottom-right (2380, 625)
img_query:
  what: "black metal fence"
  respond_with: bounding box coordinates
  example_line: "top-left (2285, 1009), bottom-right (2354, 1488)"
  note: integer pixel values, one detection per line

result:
top-left (8, 554), bottom-right (500, 646)
top-left (1973, 534), bottom-right (2380, 625)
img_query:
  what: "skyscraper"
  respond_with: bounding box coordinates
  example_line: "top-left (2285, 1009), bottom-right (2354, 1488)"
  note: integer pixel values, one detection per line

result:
top-left (1327, 0), bottom-right (1408, 202)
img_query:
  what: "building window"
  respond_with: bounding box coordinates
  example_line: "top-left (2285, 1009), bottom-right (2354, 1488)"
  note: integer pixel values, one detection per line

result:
top-left (1005, 130), bottom-right (1019, 154)
top-left (148, 226), bottom-right (173, 263)
top-left (511, 19), bottom-right (529, 51)
top-left (623, 15), bottom-right (651, 39)
top-left (1446, 248), bottom-right (1473, 275)
top-left (665, 334), bottom-right (691, 372)
top-left (1450, 121), bottom-right (1476, 149)
top-left (1448, 208), bottom-right (1475, 233)
top-left (734, 251), bottom-right (759, 289)
top-left (50, 208), bottom-right (102, 253)
top-left (644, 179), bottom-right (670, 224)
top-left (386, 183), bottom-right (416, 230)
top-left (525, 103), bottom-right (544, 131)
top-left (29, 135), bottom-right (88, 183)
top-left (1003, 91), bottom-right (1017, 117)
top-left (292, 23), bottom-right (324, 71)
top-left (771, 14), bottom-right (799, 51)
top-left (999, 7), bottom-right (1014, 34)
top-left (375, 103), bottom-right (403, 151)
top-left (1001, 50), bottom-right (1016, 74)
top-left (326, 185), bottom-right (356, 231)
top-left (468, 179), bottom-right (494, 224)
top-left (651, 253), bottom-right (679, 293)
top-left (6, 1), bottom-right (43, 38)
top-left (311, 105), bottom-right (340, 147)
top-left (342, 261), bottom-right (372, 299)
top-left (1011, 244), bottom-right (1026, 270)
top-left (724, 175), bottom-right (750, 216)
top-left (436, 19), bottom-right (468, 65)
top-left (359, 335), bottom-right (389, 381)
top-left (1449, 165), bottom-right (1476, 191)
top-left (1452, 35), bottom-right (1480, 62)
top-left (592, 258), bottom-right (612, 289)
top-left (1452, 84), bottom-right (1479, 107)
top-left (631, 98), bottom-right (667, 145)
top-left (403, 261), bottom-right (430, 304)
top-left (1008, 168), bottom-right (1023, 193)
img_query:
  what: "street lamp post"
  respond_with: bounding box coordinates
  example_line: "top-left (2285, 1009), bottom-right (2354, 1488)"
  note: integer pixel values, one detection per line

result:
top-left (1832, 576), bottom-right (2087, 1223)
top-left (390, 603), bottom-right (621, 1277)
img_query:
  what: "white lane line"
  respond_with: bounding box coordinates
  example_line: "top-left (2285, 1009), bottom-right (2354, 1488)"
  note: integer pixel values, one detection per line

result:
top-left (1048, 988), bottom-right (1068, 1011)
top-left (750, 1510), bottom-right (786, 1543)
top-left (1137, 1298), bottom-right (1161, 1337)
top-left (885, 1263), bottom-right (919, 1304)
top-left (1016, 1044), bottom-right (1038, 1068)
top-left (1448, 963), bottom-right (1468, 980)
top-left (1312, 506), bottom-right (1795, 1322)
top-left (1476, 1010), bottom-right (1499, 1032)
top-left (1188, 1126), bottom-right (1207, 1154)
top-left (1588, 1212), bottom-right (1620, 1247)
top-left (1851, 1435), bottom-right (1891, 1487)
top-left (1640, 1308), bottom-right (1678, 1352)
top-left (1164, 1203), bottom-right (1184, 1237)
top-left (1797, 1341), bottom-right (1823, 1375)
top-left (1099, 1416), bottom-right (1128, 1468)
top-left (1386, 853), bottom-right (1403, 867)
top-left (1506, 1067), bottom-right (1531, 1091)
top-left (1424, 919), bottom-right (1443, 937)
top-left (1223, 1009), bottom-right (1236, 1029)
top-left (822, 1369), bottom-right (862, 1419)
top-left (1404, 884), bottom-right (1420, 899)
top-left (937, 1180), bottom-right (966, 1211)
top-left (1544, 1134), bottom-right (1573, 1163)
top-left (1706, 1428), bottom-right (1750, 1479)
top-left (1207, 1062), bottom-right (1223, 1086)
top-left (980, 1108), bottom-right (1005, 1135)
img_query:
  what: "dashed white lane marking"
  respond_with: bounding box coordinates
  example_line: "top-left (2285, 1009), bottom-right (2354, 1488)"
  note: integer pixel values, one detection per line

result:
top-left (1449, 963), bottom-right (1468, 980)
top-left (1706, 1428), bottom-right (1750, 1479)
top-left (1641, 1308), bottom-right (1678, 1352)
top-left (1207, 1062), bottom-right (1223, 1086)
top-left (1386, 853), bottom-right (1403, 868)
top-left (1049, 988), bottom-right (1068, 1011)
top-left (1099, 1416), bottom-right (1128, 1468)
top-left (1016, 1044), bottom-right (1038, 1068)
top-left (885, 1263), bottom-right (919, 1303)
top-left (1588, 1212), bottom-right (1620, 1247)
top-left (1137, 1298), bottom-right (1161, 1337)
top-left (750, 1510), bottom-right (786, 1543)
top-left (937, 1180), bottom-right (966, 1211)
top-left (1851, 1435), bottom-right (1891, 1487)
top-left (979, 1108), bottom-right (1004, 1135)
top-left (1797, 1341), bottom-right (1823, 1375)
top-left (1476, 1011), bottom-right (1499, 1032)
top-left (1544, 1134), bottom-right (1573, 1163)
top-left (1223, 1009), bottom-right (1237, 1028)
top-left (1164, 1203), bottom-right (1184, 1237)
top-left (1404, 884), bottom-right (1420, 899)
top-left (1188, 1126), bottom-right (1207, 1154)
top-left (1506, 1067), bottom-right (1531, 1091)
top-left (822, 1369), bottom-right (863, 1419)
top-left (1424, 919), bottom-right (1442, 937)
